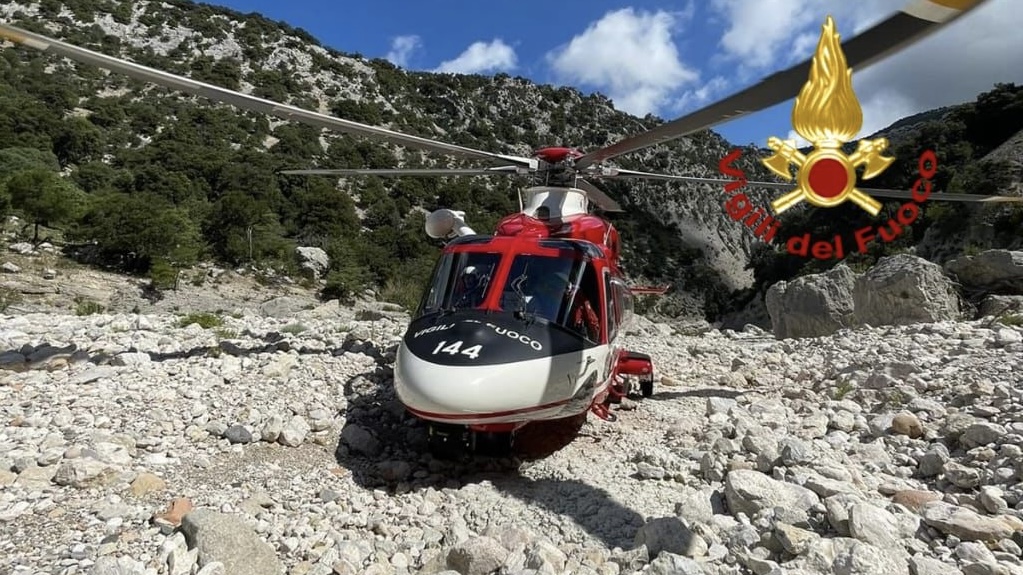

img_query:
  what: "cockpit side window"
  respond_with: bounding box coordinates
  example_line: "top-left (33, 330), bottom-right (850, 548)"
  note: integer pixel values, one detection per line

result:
top-left (417, 251), bottom-right (501, 317)
top-left (570, 262), bottom-right (602, 342)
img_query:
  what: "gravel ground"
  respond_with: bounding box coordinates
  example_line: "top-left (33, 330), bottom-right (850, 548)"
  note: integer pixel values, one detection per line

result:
top-left (2, 302), bottom-right (1022, 575)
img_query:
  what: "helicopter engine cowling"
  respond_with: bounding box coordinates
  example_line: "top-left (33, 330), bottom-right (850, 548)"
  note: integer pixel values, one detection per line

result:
top-left (425, 209), bottom-right (476, 239)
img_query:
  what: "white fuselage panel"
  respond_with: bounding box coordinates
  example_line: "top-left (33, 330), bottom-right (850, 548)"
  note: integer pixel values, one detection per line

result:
top-left (395, 343), bottom-right (613, 425)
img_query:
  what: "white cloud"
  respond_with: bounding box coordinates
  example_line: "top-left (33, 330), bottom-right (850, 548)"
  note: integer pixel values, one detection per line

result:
top-left (385, 35), bottom-right (422, 68)
top-left (856, 90), bottom-right (919, 139)
top-left (433, 39), bottom-right (517, 74)
top-left (673, 75), bottom-right (730, 113)
top-left (708, 0), bottom-right (1023, 139)
top-left (853, 1), bottom-right (1023, 138)
top-left (711, 0), bottom-right (823, 71)
top-left (786, 130), bottom-right (810, 148)
top-left (709, 0), bottom-right (891, 70)
top-left (546, 8), bottom-right (700, 117)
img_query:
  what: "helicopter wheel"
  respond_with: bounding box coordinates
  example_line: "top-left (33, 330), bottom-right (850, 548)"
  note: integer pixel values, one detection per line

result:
top-left (639, 373), bottom-right (654, 398)
top-left (427, 423), bottom-right (469, 461)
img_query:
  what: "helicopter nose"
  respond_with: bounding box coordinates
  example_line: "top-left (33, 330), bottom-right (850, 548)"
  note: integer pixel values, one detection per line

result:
top-left (393, 314), bottom-right (604, 424)
top-left (394, 344), bottom-right (539, 414)
top-left (394, 343), bottom-right (597, 424)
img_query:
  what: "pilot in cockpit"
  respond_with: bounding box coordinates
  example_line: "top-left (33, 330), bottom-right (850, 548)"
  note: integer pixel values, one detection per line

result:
top-left (452, 265), bottom-right (488, 308)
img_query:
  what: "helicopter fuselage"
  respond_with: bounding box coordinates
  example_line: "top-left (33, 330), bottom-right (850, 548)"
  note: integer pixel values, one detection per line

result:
top-left (394, 189), bottom-right (643, 438)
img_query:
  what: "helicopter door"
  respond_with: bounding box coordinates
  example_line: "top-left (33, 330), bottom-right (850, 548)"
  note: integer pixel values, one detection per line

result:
top-left (604, 270), bottom-right (618, 342)
top-left (611, 278), bottom-right (631, 332)
top-left (566, 261), bottom-right (602, 342)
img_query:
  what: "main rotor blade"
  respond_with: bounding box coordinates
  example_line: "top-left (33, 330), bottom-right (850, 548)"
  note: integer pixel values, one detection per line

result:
top-left (592, 168), bottom-right (1023, 203)
top-left (848, 188), bottom-right (1022, 203)
top-left (576, 179), bottom-right (624, 212)
top-left (592, 168), bottom-right (751, 187)
top-left (573, 0), bottom-right (991, 170)
top-left (0, 23), bottom-right (537, 169)
top-left (280, 166), bottom-right (527, 177)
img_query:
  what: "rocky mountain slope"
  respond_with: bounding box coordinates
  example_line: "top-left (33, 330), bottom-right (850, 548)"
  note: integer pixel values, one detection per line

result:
top-left (2, 1), bottom-right (1018, 323)
top-left (3, 4), bottom-right (1023, 575)
top-left (914, 125), bottom-right (1023, 263)
top-left (0, 0), bottom-right (782, 320)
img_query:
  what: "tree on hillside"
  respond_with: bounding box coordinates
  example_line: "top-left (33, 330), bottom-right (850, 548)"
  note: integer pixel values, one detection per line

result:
top-left (287, 177), bottom-right (360, 245)
top-left (70, 161), bottom-right (134, 195)
top-left (204, 191), bottom-right (290, 265)
top-left (0, 146), bottom-right (60, 176)
top-left (0, 147), bottom-right (62, 218)
top-left (962, 82), bottom-right (1023, 156)
top-left (53, 116), bottom-right (104, 166)
top-left (71, 191), bottom-right (203, 272)
top-left (5, 168), bottom-right (87, 241)
top-left (0, 93), bottom-right (62, 151)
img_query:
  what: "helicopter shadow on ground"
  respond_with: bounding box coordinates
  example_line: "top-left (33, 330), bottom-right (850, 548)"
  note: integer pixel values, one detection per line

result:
top-left (334, 340), bottom-right (647, 550)
top-left (642, 387), bottom-right (745, 401)
top-left (0, 328), bottom-right (343, 371)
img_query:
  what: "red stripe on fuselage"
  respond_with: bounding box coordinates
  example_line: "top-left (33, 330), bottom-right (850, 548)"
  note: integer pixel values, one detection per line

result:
top-left (443, 216), bottom-right (621, 345)
top-left (405, 378), bottom-right (612, 423)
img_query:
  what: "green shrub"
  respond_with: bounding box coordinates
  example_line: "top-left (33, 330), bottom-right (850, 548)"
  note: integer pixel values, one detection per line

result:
top-left (149, 258), bottom-right (179, 290)
top-left (378, 276), bottom-right (424, 311)
top-left (75, 298), bottom-right (104, 316)
top-left (0, 287), bottom-right (23, 313)
top-left (178, 312), bottom-right (223, 329)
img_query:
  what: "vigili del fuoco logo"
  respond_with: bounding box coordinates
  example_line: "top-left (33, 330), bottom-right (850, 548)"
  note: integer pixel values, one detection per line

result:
top-left (719, 16), bottom-right (938, 260)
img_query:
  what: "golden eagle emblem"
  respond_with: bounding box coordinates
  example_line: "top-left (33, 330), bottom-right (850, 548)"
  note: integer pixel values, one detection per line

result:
top-left (762, 16), bottom-right (894, 216)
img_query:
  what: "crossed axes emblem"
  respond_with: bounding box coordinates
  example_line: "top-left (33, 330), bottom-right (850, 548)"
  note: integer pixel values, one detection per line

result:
top-left (762, 137), bottom-right (895, 216)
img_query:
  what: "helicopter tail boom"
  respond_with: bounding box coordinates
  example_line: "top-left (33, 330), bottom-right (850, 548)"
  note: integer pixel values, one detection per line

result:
top-left (630, 285), bottom-right (671, 296)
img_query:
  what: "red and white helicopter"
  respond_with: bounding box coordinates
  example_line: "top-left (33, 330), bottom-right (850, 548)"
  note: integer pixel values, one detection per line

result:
top-left (0, 0), bottom-right (1016, 457)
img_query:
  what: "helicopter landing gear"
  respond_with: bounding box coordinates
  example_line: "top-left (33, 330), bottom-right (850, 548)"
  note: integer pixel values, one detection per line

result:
top-left (607, 375), bottom-right (628, 405)
top-left (616, 351), bottom-right (655, 398)
top-left (427, 423), bottom-right (517, 460)
top-left (427, 423), bottom-right (469, 460)
top-left (590, 401), bottom-right (618, 422)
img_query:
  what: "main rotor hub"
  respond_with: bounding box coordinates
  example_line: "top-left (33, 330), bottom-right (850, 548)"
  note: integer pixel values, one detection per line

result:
top-left (531, 147), bottom-right (586, 187)
top-left (532, 147), bottom-right (584, 166)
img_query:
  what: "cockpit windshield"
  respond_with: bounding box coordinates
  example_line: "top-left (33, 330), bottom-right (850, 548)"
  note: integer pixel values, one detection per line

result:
top-left (500, 255), bottom-right (578, 321)
top-left (500, 254), bottom-right (602, 342)
top-left (418, 251), bottom-right (500, 315)
top-left (416, 250), bottom-right (603, 342)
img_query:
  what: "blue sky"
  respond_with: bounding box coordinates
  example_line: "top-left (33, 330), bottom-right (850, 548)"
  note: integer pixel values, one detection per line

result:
top-left (208, 0), bottom-right (1022, 149)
